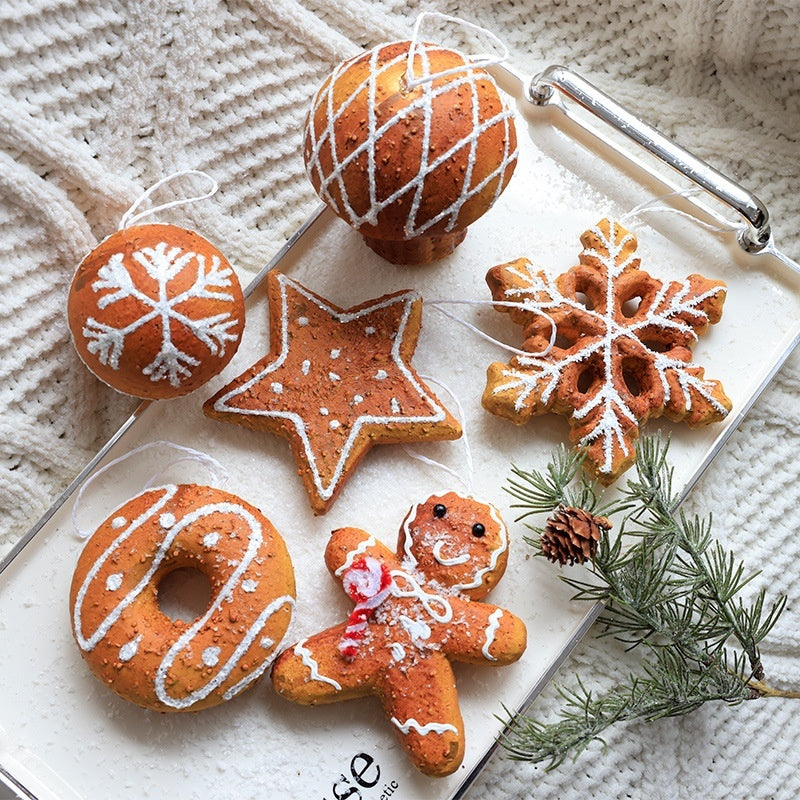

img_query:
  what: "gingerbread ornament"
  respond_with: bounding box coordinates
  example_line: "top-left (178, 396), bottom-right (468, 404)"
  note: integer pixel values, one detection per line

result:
top-left (203, 271), bottom-right (462, 514)
top-left (67, 173), bottom-right (244, 399)
top-left (304, 26), bottom-right (518, 265)
top-left (271, 493), bottom-right (527, 777)
top-left (483, 218), bottom-right (732, 483)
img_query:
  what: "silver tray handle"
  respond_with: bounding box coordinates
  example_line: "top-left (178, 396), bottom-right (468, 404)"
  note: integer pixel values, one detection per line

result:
top-left (528, 65), bottom-right (771, 252)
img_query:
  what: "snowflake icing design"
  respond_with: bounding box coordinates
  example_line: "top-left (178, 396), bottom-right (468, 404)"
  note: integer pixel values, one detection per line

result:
top-left (82, 242), bottom-right (241, 387)
top-left (483, 219), bottom-right (732, 483)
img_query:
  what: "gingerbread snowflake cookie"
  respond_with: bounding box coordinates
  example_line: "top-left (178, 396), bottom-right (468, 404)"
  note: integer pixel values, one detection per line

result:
top-left (483, 218), bottom-right (732, 483)
top-left (271, 493), bottom-right (527, 777)
top-left (203, 271), bottom-right (461, 514)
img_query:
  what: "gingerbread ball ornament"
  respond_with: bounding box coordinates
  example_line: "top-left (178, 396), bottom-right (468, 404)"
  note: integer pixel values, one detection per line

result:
top-left (68, 223), bottom-right (245, 399)
top-left (304, 38), bottom-right (518, 264)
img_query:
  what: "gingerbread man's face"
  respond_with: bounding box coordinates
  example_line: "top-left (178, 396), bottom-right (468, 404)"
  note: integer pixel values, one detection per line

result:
top-left (398, 492), bottom-right (509, 599)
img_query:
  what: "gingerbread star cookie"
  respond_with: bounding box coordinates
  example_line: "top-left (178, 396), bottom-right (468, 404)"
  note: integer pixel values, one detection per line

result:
top-left (271, 493), bottom-right (527, 777)
top-left (483, 218), bottom-right (731, 483)
top-left (203, 271), bottom-right (461, 513)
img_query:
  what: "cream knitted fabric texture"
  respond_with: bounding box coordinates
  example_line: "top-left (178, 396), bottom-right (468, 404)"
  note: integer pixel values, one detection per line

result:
top-left (1, 1), bottom-right (799, 798)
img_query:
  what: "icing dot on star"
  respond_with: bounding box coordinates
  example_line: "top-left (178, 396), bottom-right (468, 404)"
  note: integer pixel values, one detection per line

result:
top-left (301, 359), bottom-right (311, 375)
top-left (160, 513), bottom-right (176, 529)
top-left (261, 636), bottom-right (274, 649)
top-left (105, 573), bottom-right (123, 592)
top-left (329, 372), bottom-right (340, 382)
top-left (330, 349), bottom-right (340, 359)
top-left (391, 398), bottom-right (401, 414)
top-left (111, 516), bottom-right (127, 529)
top-left (203, 531), bottom-right (220, 548)
top-left (297, 316), bottom-right (309, 326)
top-left (320, 407), bottom-right (329, 416)
top-left (353, 394), bottom-right (364, 405)
top-left (374, 370), bottom-right (388, 380)
top-left (202, 646), bottom-right (221, 667)
top-left (271, 382), bottom-right (284, 394)
top-left (329, 420), bottom-right (341, 430)
top-left (364, 326), bottom-right (376, 335)
top-left (242, 579), bottom-right (258, 593)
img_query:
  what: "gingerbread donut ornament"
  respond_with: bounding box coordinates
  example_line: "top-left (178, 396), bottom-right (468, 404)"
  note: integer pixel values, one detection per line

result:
top-left (271, 493), bottom-right (526, 777)
top-left (67, 224), bottom-right (245, 399)
top-left (304, 39), bottom-right (518, 264)
top-left (70, 484), bottom-right (295, 712)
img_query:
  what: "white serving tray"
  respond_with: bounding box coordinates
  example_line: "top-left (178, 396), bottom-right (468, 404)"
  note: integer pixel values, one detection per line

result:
top-left (2, 66), bottom-right (800, 800)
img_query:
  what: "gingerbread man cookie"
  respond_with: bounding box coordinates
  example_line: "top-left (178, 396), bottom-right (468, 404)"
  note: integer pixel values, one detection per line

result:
top-left (271, 493), bottom-right (527, 777)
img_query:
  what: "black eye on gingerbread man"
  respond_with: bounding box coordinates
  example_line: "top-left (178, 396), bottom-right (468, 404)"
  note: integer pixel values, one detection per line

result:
top-left (472, 522), bottom-right (486, 537)
top-left (433, 503), bottom-right (447, 518)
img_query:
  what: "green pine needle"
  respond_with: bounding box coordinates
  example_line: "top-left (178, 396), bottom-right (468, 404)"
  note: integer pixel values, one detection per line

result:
top-left (501, 434), bottom-right (790, 768)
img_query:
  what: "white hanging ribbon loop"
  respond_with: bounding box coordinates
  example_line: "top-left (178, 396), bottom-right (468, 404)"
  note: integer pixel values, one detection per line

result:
top-left (71, 441), bottom-right (229, 539)
top-left (618, 186), bottom-right (740, 234)
top-left (403, 371), bottom-right (474, 496)
top-left (426, 298), bottom-right (557, 358)
top-left (118, 169), bottom-right (218, 230)
top-left (405, 11), bottom-right (510, 90)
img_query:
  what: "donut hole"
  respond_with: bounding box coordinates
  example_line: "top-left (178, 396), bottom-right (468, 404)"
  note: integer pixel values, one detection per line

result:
top-left (157, 567), bottom-right (212, 622)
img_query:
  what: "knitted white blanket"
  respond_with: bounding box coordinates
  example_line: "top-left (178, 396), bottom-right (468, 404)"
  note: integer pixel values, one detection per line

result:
top-left (2, 1), bottom-right (799, 798)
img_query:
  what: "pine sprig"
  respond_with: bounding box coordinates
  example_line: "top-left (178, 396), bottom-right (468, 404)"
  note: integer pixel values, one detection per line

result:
top-left (501, 435), bottom-right (791, 768)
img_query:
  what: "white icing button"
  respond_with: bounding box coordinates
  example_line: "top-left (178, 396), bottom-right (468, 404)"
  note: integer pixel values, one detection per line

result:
top-left (297, 316), bottom-right (309, 326)
top-left (301, 359), bottom-right (311, 375)
top-left (242, 579), bottom-right (258, 593)
top-left (330, 348), bottom-right (340, 359)
top-left (374, 369), bottom-right (388, 380)
top-left (203, 531), bottom-right (220, 548)
top-left (105, 573), bottom-right (123, 592)
top-left (202, 647), bottom-right (221, 667)
top-left (119, 635), bottom-right (141, 663)
top-left (111, 516), bottom-right (127, 529)
top-left (159, 512), bottom-right (176, 529)
top-left (271, 382), bottom-right (284, 394)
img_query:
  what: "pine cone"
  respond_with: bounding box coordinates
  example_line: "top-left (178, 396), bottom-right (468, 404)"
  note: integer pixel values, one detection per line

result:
top-left (541, 506), bottom-right (612, 565)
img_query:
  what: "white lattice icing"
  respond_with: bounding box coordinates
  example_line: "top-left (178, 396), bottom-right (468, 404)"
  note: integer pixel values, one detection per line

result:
top-left (82, 239), bottom-right (241, 387)
top-left (490, 221), bottom-right (730, 475)
top-left (212, 273), bottom-right (451, 503)
top-left (305, 41), bottom-right (517, 238)
top-left (72, 485), bottom-right (294, 710)
top-left (390, 717), bottom-right (458, 737)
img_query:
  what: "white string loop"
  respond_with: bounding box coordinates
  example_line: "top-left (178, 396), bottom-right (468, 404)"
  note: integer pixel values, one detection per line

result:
top-left (403, 372), bottom-right (474, 496)
top-left (405, 11), bottom-right (509, 90)
top-left (618, 186), bottom-right (740, 234)
top-left (426, 298), bottom-right (557, 358)
top-left (72, 441), bottom-right (229, 539)
top-left (118, 169), bottom-right (218, 230)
